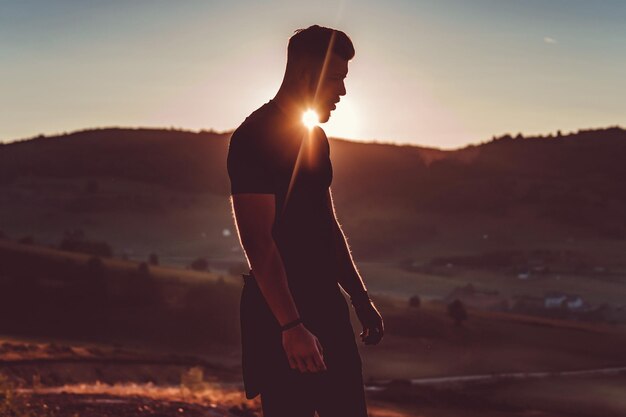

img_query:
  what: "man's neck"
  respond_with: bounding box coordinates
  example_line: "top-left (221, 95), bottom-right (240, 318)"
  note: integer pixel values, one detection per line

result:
top-left (272, 90), bottom-right (308, 121)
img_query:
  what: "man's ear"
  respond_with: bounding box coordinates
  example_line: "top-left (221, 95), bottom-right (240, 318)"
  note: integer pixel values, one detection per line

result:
top-left (299, 69), bottom-right (315, 97)
top-left (290, 64), bottom-right (318, 104)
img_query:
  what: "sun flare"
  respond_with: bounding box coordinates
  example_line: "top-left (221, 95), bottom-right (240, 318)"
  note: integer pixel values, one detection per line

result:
top-left (302, 109), bottom-right (319, 129)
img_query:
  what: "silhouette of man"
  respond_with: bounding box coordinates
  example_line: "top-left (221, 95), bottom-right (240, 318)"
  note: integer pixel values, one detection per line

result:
top-left (227, 25), bottom-right (384, 417)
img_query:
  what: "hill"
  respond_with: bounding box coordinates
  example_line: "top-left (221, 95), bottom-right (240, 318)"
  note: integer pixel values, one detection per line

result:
top-left (1, 126), bottom-right (625, 312)
top-left (2, 126), bottom-right (625, 217)
top-left (2, 126), bottom-right (625, 247)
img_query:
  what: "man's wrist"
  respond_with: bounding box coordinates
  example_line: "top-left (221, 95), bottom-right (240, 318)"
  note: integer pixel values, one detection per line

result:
top-left (280, 317), bottom-right (303, 332)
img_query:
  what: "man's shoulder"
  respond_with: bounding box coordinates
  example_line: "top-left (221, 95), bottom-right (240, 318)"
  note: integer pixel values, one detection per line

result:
top-left (235, 101), bottom-right (279, 133)
top-left (226, 102), bottom-right (284, 194)
top-left (228, 103), bottom-right (281, 164)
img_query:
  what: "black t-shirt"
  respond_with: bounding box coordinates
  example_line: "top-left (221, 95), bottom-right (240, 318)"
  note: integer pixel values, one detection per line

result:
top-left (227, 100), bottom-right (362, 400)
top-left (227, 99), bottom-right (340, 299)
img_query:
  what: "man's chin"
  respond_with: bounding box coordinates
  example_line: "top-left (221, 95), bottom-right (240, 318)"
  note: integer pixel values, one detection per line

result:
top-left (318, 110), bottom-right (331, 124)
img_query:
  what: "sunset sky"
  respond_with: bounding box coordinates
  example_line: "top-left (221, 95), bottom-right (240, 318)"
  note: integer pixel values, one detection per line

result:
top-left (1, 0), bottom-right (625, 149)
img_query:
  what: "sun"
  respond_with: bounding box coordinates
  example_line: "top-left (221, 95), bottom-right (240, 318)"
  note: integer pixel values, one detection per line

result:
top-left (302, 109), bottom-right (319, 130)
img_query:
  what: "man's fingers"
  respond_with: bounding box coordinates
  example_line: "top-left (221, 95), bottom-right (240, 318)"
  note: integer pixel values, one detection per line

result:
top-left (294, 349), bottom-right (326, 373)
top-left (303, 355), bottom-right (318, 373)
top-left (287, 354), bottom-right (298, 371)
top-left (312, 346), bottom-right (327, 372)
top-left (315, 338), bottom-right (324, 358)
top-left (295, 356), bottom-right (309, 373)
top-left (288, 353), bottom-right (309, 373)
top-left (365, 327), bottom-right (383, 344)
top-left (372, 327), bottom-right (383, 343)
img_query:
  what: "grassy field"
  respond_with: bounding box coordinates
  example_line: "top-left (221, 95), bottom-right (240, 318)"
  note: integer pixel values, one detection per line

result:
top-left (0, 240), bottom-right (626, 417)
top-left (3, 175), bottom-right (625, 299)
top-left (2, 174), bottom-right (626, 416)
top-left (358, 261), bottom-right (626, 307)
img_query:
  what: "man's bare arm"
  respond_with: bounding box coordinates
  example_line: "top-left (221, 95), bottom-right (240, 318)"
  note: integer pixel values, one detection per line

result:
top-left (325, 188), bottom-right (385, 345)
top-left (231, 193), bottom-right (327, 371)
top-left (231, 194), bottom-right (300, 326)
top-left (325, 188), bottom-right (367, 299)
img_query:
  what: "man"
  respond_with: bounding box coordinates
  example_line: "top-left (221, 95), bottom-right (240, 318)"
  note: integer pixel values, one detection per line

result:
top-left (227, 25), bottom-right (384, 417)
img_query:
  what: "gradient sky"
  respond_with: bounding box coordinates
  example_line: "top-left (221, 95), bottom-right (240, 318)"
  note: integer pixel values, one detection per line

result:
top-left (1, 0), bottom-right (625, 149)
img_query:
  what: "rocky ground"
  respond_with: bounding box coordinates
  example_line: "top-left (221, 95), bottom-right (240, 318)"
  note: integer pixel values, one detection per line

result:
top-left (0, 338), bottom-right (259, 417)
top-left (0, 338), bottom-right (415, 417)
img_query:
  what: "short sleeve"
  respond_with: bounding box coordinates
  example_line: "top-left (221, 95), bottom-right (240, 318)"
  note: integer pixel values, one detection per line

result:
top-left (227, 130), bottom-right (276, 195)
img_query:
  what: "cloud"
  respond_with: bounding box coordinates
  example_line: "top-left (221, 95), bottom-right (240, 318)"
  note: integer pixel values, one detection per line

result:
top-left (543, 36), bottom-right (557, 44)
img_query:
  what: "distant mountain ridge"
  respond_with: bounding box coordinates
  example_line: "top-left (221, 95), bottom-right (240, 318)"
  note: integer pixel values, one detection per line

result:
top-left (1, 126), bottom-right (625, 239)
top-left (0, 128), bottom-right (233, 194)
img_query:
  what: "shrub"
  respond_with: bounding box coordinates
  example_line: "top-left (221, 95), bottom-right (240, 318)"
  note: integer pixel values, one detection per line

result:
top-left (138, 262), bottom-right (150, 276)
top-left (190, 257), bottom-right (209, 271)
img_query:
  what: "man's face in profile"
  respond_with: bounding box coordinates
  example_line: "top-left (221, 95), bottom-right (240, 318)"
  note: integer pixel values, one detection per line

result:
top-left (312, 53), bottom-right (348, 124)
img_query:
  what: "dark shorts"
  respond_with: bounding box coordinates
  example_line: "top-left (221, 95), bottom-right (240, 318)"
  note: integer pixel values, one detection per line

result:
top-left (239, 273), bottom-right (367, 416)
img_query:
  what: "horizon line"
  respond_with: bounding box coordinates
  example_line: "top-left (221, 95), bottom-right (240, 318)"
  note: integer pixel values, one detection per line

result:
top-left (2, 124), bottom-right (624, 152)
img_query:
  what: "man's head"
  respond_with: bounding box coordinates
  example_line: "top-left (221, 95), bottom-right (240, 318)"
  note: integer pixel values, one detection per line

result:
top-left (282, 25), bottom-right (354, 123)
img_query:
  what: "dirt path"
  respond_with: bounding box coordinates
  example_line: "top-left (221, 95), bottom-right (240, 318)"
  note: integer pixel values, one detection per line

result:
top-left (368, 365), bottom-right (626, 388)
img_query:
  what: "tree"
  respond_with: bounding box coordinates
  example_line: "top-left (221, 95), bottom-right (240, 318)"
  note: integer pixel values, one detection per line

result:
top-left (447, 299), bottom-right (468, 326)
top-left (148, 253), bottom-right (159, 266)
top-left (409, 295), bottom-right (421, 308)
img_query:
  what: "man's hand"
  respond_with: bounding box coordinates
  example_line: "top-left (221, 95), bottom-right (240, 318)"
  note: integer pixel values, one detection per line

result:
top-left (351, 294), bottom-right (384, 345)
top-left (282, 324), bottom-right (327, 373)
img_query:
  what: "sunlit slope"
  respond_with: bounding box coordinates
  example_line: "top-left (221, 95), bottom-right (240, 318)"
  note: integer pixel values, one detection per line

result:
top-left (2, 238), bottom-right (625, 383)
top-left (0, 237), bottom-right (242, 352)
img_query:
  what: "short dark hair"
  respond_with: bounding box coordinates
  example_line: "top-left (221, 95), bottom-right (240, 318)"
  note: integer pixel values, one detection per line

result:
top-left (286, 25), bottom-right (355, 73)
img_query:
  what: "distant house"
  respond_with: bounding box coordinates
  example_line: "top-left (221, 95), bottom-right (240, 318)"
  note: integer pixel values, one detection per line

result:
top-left (544, 292), bottom-right (568, 309)
top-left (544, 292), bottom-right (586, 311)
top-left (517, 264), bottom-right (549, 280)
top-left (565, 294), bottom-right (585, 311)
